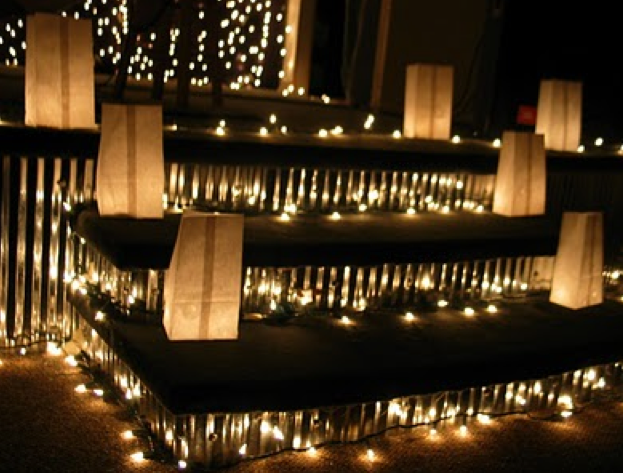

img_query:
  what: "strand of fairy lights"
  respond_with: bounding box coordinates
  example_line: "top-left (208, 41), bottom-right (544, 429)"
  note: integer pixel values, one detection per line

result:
top-left (0, 0), bottom-right (286, 90)
top-left (5, 343), bottom-right (615, 470)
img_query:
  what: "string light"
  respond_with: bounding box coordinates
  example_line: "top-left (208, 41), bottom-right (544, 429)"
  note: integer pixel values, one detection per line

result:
top-left (0, 0), bottom-right (286, 90)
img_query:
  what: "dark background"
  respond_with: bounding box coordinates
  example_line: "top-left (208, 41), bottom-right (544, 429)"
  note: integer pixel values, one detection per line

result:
top-left (308, 0), bottom-right (622, 140)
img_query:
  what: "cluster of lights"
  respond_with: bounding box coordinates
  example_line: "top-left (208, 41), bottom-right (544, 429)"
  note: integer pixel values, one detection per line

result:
top-left (230, 369), bottom-right (603, 467)
top-left (0, 0), bottom-right (287, 91)
top-left (246, 257), bottom-right (544, 316)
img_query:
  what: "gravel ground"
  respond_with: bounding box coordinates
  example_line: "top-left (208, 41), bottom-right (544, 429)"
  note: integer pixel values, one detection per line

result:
top-left (0, 350), bottom-right (177, 473)
top-left (3, 351), bottom-right (623, 473)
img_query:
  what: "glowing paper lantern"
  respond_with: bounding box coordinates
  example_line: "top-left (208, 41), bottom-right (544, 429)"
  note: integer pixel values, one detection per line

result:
top-left (163, 212), bottom-right (244, 340)
top-left (535, 79), bottom-right (582, 152)
top-left (96, 103), bottom-right (164, 219)
top-left (493, 131), bottom-right (546, 217)
top-left (550, 212), bottom-right (603, 309)
top-left (403, 64), bottom-right (453, 140)
top-left (25, 13), bottom-right (95, 129)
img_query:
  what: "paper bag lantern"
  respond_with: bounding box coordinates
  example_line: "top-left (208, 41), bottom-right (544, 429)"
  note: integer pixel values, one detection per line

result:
top-left (535, 79), bottom-right (582, 152)
top-left (96, 103), bottom-right (165, 219)
top-left (403, 64), bottom-right (453, 140)
top-left (163, 212), bottom-right (244, 340)
top-left (493, 131), bottom-right (546, 217)
top-left (25, 13), bottom-right (95, 129)
top-left (550, 212), bottom-right (603, 309)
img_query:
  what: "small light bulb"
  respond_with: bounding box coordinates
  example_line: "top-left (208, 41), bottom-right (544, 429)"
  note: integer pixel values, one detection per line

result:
top-left (122, 430), bottom-right (134, 439)
top-left (405, 312), bottom-right (415, 321)
top-left (75, 384), bottom-right (87, 393)
top-left (318, 129), bottom-right (328, 138)
top-left (273, 426), bottom-right (284, 440)
top-left (130, 452), bottom-right (144, 462)
top-left (330, 211), bottom-right (341, 220)
top-left (486, 304), bottom-right (497, 313)
top-left (269, 114), bottom-right (277, 124)
top-left (477, 414), bottom-right (491, 424)
top-left (577, 144), bottom-right (585, 153)
top-left (367, 449), bottom-right (375, 461)
top-left (407, 207), bottom-right (416, 215)
top-left (392, 130), bottom-right (402, 139)
top-left (259, 127), bottom-right (268, 135)
top-left (451, 135), bottom-right (461, 144)
top-left (492, 138), bottom-right (501, 148)
top-left (595, 137), bottom-right (603, 146)
top-left (438, 300), bottom-right (448, 308)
